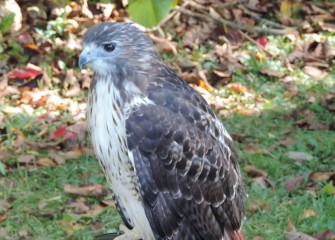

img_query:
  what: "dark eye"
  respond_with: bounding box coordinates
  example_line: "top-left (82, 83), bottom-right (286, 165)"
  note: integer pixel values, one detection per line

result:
top-left (103, 43), bottom-right (116, 52)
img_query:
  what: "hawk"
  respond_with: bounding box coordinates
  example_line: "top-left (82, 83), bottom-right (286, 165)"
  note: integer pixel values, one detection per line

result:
top-left (79, 22), bottom-right (244, 240)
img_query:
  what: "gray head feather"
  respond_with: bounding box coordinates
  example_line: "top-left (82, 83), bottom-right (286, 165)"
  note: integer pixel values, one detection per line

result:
top-left (79, 22), bottom-right (161, 76)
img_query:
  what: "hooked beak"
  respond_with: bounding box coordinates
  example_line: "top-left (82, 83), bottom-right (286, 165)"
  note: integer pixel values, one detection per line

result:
top-left (78, 48), bottom-right (91, 70)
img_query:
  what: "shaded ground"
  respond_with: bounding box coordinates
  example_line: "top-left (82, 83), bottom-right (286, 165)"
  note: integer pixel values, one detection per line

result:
top-left (0, 1), bottom-right (335, 239)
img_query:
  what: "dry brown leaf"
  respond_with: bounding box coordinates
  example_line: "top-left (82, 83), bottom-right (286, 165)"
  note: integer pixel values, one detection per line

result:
top-left (309, 172), bottom-right (335, 182)
top-left (270, 138), bottom-right (296, 151)
top-left (37, 158), bottom-right (55, 167)
top-left (226, 83), bottom-right (247, 94)
top-left (286, 151), bottom-right (313, 162)
top-left (182, 23), bottom-right (214, 48)
top-left (38, 200), bottom-right (47, 210)
top-left (66, 198), bottom-right (90, 214)
top-left (17, 155), bottom-right (36, 165)
top-left (299, 209), bottom-right (316, 221)
top-left (149, 34), bottom-right (177, 54)
top-left (284, 231), bottom-right (317, 240)
top-left (324, 40), bottom-right (335, 60)
top-left (235, 107), bottom-right (260, 116)
top-left (0, 152), bottom-right (10, 161)
top-left (283, 83), bottom-right (299, 95)
top-left (260, 69), bottom-right (285, 78)
top-left (252, 176), bottom-right (275, 189)
top-left (311, 229), bottom-right (335, 240)
top-left (39, 208), bottom-right (63, 218)
top-left (0, 178), bottom-right (18, 188)
top-left (57, 221), bottom-right (84, 234)
top-left (303, 66), bottom-right (328, 79)
top-left (18, 230), bottom-right (28, 238)
top-left (286, 217), bottom-right (297, 232)
top-left (63, 183), bottom-right (107, 198)
top-left (101, 199), bottom-right (116, 208)
top-left (284, 176), bottom-right (305, 192)
top-left (0, 200), bottom-right (11, 212)
top-left (96, 3), bottom-right (115, 20)
top-left (244, 165), bottom-right (268, 178)
top-left (48, 150), bottom-right (82, 165)
top-left (84, 204), bottom-right (105, 218)
top-left (0, 214), bottom-right (7, 222)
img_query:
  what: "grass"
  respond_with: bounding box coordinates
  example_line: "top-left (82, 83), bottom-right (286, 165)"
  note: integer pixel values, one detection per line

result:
top-left (225, 110), bottom-right (335, 239)
top-left (1, 33), bottom-right (335, 240)
top-left (0, 156), bottom-right (121, 239)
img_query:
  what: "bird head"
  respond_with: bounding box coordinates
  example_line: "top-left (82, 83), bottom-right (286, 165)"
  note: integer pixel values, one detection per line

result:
top-left (79, 22), bottom-right (161, 77)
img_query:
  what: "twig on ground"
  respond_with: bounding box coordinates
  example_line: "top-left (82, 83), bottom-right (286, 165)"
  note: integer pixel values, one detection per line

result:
top-left (240, 5), bottom-right (287, 29)
top-left (176, 5), bottom-right (297, 36)
top-left (238, 30), bottom-right (276, 57)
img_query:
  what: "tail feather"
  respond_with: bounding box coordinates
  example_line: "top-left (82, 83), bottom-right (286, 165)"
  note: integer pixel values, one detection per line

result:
top-left (225, 229), bottom-right (244, 240)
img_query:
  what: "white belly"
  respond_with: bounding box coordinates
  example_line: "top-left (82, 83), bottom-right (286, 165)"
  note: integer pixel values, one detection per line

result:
top-left (87, 80), bottom-right (154, 239)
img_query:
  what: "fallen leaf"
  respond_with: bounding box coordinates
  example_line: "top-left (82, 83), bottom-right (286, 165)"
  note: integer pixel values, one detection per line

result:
top-left (38, 200), bottom-right (47, 210)
top-left (226, 82), bottom-right (247, 94)
top-left (0, 178), bottom-right (18, 188)
top-left (0, 152), bottom-right (11, 161)
top-left (89, 221), bottom-right (102, 231)
top-left (48, 150), bottom-right (82, 165)
top-left (311, 229), bottom-right (335, 240)
top-left (37, 158), bottom-right (55, 167)
top-left (17, 155), bottom-right (36, 165)
top-left (244, 165), bottom-right (268, 178)
top-left (182, 23), bottom-right (214, 48)
top-left (324, 40), bottom-right (335, 61)
top-left (252, 176), bottom-right (275, 189)
top-left (0, 200), bottom-right (11, 212)
top-left (57, 221), bottom-right (84, 235)
top-left (284, 176), bottom-right (305, 192)
top-left (101, 198), bottom-right (116, 208)
top-left (283, 83), bottom-right (299, 95)
top-left (18, 230), bottom-right (28, 238)
top-left (63, 183), bottom-right (107, 198)
top-left (39, 208), bottom-right (63, 218)
top-left (299, 209), bottom-right (316, 221)
top-left (303, 66), bottom-right (327, 79)
top-left (260, 69), bottom-right (285, 78)
top-left (149, 34), bottom-right (177, 54)
top-left (286, 217), bottom-right (297, 232)
top-left (0, 227), bottom-right (8, 238)
top-left (270, 138), bottom-right (296, 151)
top-left (284, 231), bottom-right (317, 240)
top-left (52, 126), bottom-right (66, 139)
top-left (84, 204), bottom-right (105, 218)
top-left (67, 198), bottom-right (90, 214)
top-left (280, 1), bottom-right (293, 18)
top-left (319, 182), bottom-right (335, 196)
top-left (256, 37), bottom-right (268, 47)
top-left (286, 151), bottom-right (313, 162)
top-left (309, 172), bottom-right (335, 182)
top-left (0, 214), bottom-right (7, 222)
top-left (7, 68), bottom-right (41, 80)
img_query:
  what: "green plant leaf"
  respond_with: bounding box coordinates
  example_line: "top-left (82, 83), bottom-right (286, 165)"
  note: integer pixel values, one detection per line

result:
top-left (0, 13), bottom-right (15, 34)
top-left (0, 161), bottom-right (6, 175)
top-left (319, 182), bottom-right (335, 196)
top-left (128, 0), bottom-right (174, 28)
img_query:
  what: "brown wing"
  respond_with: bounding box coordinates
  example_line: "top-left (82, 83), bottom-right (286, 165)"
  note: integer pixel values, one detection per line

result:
top-left (126, 67), bottom-right (244, 240)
